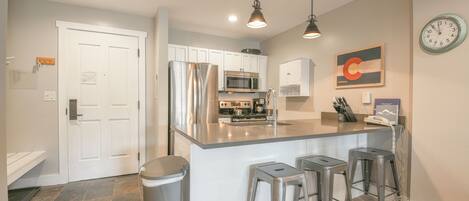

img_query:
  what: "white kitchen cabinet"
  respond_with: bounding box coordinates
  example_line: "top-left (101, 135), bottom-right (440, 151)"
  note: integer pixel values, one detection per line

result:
top-left (188, 47), bottom-right (209, 63)
top-left (209, 50), bottom-right (225, 91)
top-left (168, 44), bottom-right (188, 62)
top-left (169, 44), bottom-right (269, 92)
top-left (242, 54), bottom-right (259, 73)
top-left (279, 58), bottom-right (310, 97)
top-left (223, 51), bottom-right (243, 72)
top-left (258, 56), bottom-right (268, 91)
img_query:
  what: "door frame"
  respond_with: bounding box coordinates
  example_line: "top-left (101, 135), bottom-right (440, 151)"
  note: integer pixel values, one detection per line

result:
top-left (56, 21), bottom-right (147, 183)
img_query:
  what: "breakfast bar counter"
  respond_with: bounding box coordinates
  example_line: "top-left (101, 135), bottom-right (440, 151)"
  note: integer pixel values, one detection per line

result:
top-left (174, 119), bottom-right (392, 149)
top-left (173, 119), bottom-right (402, 201)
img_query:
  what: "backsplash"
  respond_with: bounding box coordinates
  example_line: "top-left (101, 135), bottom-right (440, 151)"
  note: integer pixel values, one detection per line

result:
top-left (219, 92), bottom-right (266, 101)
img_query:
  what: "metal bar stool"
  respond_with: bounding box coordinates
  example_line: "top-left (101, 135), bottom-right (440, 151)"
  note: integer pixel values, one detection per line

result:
top-left (247, 162), bottom-right (309, 201)
top-left (348, 148), bottom-right (401, 201)
top-left (294, 155), bottom-right (352, 201)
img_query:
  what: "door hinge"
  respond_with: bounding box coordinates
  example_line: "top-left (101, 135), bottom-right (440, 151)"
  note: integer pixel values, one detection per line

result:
top-left (65, 108), bottom-right (68, 115)
top-left (137, 49), bottom-right (140, 58)
top-left (137, 152), bottom-right (140, 161)
top-left (137, 100), bottom-right (140, 110)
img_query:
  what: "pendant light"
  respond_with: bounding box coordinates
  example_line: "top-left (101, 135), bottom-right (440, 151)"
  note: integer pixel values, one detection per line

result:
top-left (247, 0), bottom-right (267, 29)
top-left (303, 0), bottom-right (321, 39)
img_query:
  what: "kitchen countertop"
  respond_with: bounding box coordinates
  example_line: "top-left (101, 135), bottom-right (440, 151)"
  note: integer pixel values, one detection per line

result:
top-left (174, 119), bottom-right (393, 149)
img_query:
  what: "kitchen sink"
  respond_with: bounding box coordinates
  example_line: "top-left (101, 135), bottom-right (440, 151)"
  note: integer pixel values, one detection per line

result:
top-left (224, 121), bottom-right (292, 126)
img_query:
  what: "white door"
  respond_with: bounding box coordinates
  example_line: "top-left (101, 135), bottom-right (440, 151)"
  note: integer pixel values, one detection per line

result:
top-left (67, 30), bottom-right (140, 182)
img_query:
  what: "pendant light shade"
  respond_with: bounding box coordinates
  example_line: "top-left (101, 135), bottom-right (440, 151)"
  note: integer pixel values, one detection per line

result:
top-left (303, 0), bottom-right (321, 39)
top-left (303, 16), bottom-right (321, 39)
top-left (247, 0), bottom-right (267, 29)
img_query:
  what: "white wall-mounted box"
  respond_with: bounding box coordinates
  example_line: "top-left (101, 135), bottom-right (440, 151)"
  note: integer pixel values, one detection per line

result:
top-left (279, 58), bottom-right (311, 97)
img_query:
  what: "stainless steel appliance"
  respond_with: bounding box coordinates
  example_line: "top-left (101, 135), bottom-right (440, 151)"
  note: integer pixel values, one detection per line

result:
top-left (224, 71), bottom-right (259, 92)
top-left (252, 98), bottom-right (266, 114)
top-left (219, 100), bottom-right (252, 116)
top-left (218, 100), bottom-right (267, 123)
top-left (169, 61), bottom-right (219, 155)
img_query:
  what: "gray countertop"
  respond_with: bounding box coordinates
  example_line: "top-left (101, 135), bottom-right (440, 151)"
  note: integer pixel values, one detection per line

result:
top-left (174, 119), bottom-right (392, 149)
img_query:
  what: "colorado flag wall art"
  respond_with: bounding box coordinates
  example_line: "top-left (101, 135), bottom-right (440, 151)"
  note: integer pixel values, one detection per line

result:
top-left (336, 45), bottom-right (384, 89)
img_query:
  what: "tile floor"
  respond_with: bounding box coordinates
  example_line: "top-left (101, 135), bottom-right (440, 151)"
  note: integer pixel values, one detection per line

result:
top-left (30, 174), bottom-right (379, 201)
top-left (31, 174), bottom-right (142, 201)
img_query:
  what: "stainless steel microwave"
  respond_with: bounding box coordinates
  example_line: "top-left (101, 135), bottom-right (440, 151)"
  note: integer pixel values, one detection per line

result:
top-left (224, 71), bottom-right (259, 92)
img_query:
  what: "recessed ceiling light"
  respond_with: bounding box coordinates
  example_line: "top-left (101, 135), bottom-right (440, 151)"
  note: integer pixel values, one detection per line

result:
top-left (228, 15), bottom-right (238, 23)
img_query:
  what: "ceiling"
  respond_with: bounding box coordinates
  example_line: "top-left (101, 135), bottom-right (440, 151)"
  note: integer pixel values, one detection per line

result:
top-left (49, 0), bottom-right (354, 40)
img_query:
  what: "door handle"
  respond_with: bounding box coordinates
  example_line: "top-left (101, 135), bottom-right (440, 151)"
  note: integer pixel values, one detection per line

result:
top-left (69, 99), bottom-right (83, 120)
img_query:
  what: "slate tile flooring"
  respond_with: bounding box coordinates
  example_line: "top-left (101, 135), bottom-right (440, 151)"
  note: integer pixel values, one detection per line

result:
top-left (31, 174), bottom-right (142, 201)
top-left (29, 174), bottom-right (383, 201)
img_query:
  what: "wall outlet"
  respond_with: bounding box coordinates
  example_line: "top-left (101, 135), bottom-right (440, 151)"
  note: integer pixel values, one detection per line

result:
top-left (362, 92), bottom-right (372, 104)
top-left (44, 90), bottom-right (57, 101)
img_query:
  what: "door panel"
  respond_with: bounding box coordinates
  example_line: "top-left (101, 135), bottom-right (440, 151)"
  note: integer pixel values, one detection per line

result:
top-left (198, 49), bottom-right (209, 62)
top-left (67, 30), bottom-right (139, 182)
top-left (209, 50), bottom-right (224, 91)
top-left (188, 48), bottom-right (198, 62)
top-left (79, 121), bottom-right (101, 160)
top-left (224, 52), bottom-right (242, 71)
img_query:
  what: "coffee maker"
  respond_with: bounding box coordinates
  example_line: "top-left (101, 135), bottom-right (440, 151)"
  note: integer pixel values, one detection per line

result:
top-left (252, 98), bottom-right (266, 114)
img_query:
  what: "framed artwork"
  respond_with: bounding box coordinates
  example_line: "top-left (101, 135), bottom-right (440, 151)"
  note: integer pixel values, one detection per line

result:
top-left (336, 45), bottom-right (385, 89)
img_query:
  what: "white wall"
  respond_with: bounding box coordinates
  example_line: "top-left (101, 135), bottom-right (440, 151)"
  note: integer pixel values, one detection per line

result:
top-left (261, 0), bottom-right (412, 120)
top-left (6, 0), bottom-right (155, 182)
top-left (0, 0), bottom-right (8, 199)
top-left (169, 28), bottom-right (260, 52)
top-left (411, 0), bottom-right (469, 200)
top-left (154, 9), bottom-right (169, 158)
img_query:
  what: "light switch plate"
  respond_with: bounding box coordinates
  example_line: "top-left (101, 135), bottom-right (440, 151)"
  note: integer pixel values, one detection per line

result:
top-left (362, 92), bottom-right (372, 104)
top-left (44, 90), bottom-right (57, 101)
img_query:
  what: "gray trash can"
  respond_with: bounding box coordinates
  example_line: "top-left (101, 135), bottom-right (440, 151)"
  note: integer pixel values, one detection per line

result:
top-left (139, 156), bottom-right (190, 201)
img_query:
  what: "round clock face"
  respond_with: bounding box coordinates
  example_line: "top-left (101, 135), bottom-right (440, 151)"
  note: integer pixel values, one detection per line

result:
top-left (420, 14), bottom-right (467, 54)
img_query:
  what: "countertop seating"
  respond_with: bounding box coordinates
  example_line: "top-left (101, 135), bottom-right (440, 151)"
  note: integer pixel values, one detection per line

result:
top-left (7, 151), bottom-right (47, 185)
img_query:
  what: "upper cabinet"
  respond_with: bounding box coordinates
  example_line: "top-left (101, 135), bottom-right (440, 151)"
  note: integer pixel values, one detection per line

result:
top-left (258, 56), bottom-right (268, 91)
top-left (168, 44), bottom-right (188, 62)
top-left (208, 50), bottom-right (225, 91)
top-left (242, 54), bottom-right (259, 73)
top-left (279, 58), bottom-right (311, 97)
top-left (188, 47), bottom-right (209, 63)
top-left (223, 52), bottom-right (243, 72)
top-left (168, 44), bottom-right (268, 92)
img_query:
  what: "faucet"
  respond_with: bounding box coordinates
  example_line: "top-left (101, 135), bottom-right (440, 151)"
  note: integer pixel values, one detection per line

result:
top-left (265, 88), bottom-right (278, 125)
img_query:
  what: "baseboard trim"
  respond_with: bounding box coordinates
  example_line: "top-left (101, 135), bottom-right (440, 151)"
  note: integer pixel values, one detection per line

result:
top-left (8, 174), bottom-right (67, 190)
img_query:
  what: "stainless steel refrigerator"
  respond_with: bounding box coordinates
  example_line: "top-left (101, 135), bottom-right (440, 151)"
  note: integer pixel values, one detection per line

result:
top-left (168, 61), bottom-right (219, 155)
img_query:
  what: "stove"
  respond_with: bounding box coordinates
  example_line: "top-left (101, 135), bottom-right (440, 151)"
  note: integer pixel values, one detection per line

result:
top-left (231, 114), bottom-right (267, 122)
top-left (218, 100), bottom-right (267, 123)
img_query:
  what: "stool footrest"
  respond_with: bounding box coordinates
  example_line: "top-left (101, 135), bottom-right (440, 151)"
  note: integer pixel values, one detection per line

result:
top-left (297, 193), bottom-right (340, 201)
top-left (351, 181), bottom-right (400, 198)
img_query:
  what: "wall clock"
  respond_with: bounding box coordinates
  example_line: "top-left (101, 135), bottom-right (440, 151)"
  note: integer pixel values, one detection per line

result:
top-left (420, 14), bottom-right (467, 54)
